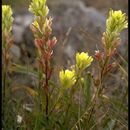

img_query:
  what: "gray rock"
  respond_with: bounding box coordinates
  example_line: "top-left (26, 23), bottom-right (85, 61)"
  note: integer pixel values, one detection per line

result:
top-left (13, 24), bottom-right (25, 43)
top-left (13, 13), bottom-right (33, 44)
top-left (49, 0), bottom-right (106, 63)
top-left (10, 44), bottom-right (21, 62)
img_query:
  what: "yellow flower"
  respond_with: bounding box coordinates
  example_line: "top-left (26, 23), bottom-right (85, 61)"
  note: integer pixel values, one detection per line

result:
top-left (29, 0), bottom-right (49, 17)
top-left (76, 52), bottom-right (93, 71)
top-left (59, 69), bottom-right (76, 88)
top-left (2, 5), bottom-right (13, 33)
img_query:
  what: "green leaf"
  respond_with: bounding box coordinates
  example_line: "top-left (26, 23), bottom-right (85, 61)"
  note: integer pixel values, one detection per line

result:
top-left (83, 72), bottom-right (92, 107)
top-left (10, 63), bottom-right (43, 78)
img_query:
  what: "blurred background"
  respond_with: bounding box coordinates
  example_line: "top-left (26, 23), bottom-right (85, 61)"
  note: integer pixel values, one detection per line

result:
top-left (2, 0), bottom-right (128, 93)
top-left (2, 0), bottom-right (128, 61)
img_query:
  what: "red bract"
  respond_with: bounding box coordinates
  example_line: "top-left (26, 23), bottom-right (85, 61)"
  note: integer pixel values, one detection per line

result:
top-left (47, 37), bottom-right (57, 49)
top-left (43, 51), bottom-right (53, 61)
top-left (35, 38), bottom-right (44, 48)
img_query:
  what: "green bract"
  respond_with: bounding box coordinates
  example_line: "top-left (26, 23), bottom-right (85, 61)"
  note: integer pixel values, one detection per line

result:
top-left (29, 0), bottom-right (49, 17)
top-left (2, 5), bottom-right (13, 33)
top-left (59, 69), bottom-right (76, 89)
top-left (76, 52), bottom-right (93, 71)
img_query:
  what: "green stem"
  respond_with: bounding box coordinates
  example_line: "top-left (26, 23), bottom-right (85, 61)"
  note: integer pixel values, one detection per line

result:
top-left (62, 76), bottom-right (80, 126)
top-left (49, 91), bottom-right (61, 116)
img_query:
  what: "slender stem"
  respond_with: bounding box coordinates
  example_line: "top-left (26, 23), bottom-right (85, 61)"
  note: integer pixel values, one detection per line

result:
top-left (62, 77), bottom-right (80, 126)
top-left (87, 80), bottom-right (102, 124)
top-left (101, 55), bottom-right (110, 80)
top-left (87, 55), bottom-right (110, 124)
top-left (71, 111), bottom-right (89, 130)
top-left (49, 91), bottom-right (61, 115)
top-left (78, 87), bottom-right (81, 130)
top-left (44, 60), bottom-right (49, 121)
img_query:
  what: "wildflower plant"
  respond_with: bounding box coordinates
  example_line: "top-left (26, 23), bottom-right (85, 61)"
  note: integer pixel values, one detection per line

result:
top-left (29, 0), bottom-right (57, 122)
top-left (88, 10), bottom-right (128, 129)
top-left (2, 1), bottom-right (128, 129)
top-left (95, 10), bottom-right (128, 82)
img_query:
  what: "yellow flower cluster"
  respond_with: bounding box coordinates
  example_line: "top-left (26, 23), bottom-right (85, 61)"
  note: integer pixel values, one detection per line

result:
top-left (59, 69), bottom-right (76, 89)
top-left (76, 52), bottom-right (93, 71)
top-left (2, 5), bottom-right (13, 33)
top-left (102, 9), bottom-right (128, 52)
top-left (105, 10), bottom-right (128, 45)
top-left (106, 10), bottom-right (128, 34)
top-left (59, 52), bottom-right (93, 89)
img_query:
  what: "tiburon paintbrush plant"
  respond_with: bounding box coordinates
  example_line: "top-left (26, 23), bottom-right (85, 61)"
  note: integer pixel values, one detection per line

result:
top-left (29, 0), bottom-right (57, 120)
top-left (95, 10), bottom-right (128, 81)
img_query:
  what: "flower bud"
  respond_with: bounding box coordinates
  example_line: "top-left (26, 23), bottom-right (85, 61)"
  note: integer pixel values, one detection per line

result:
top-left (48, 37), bottom-right (57, 49)
top-left (93, 77), bottom-right (100, 86)
top-left (95, 50), bottom-right (104, 61)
